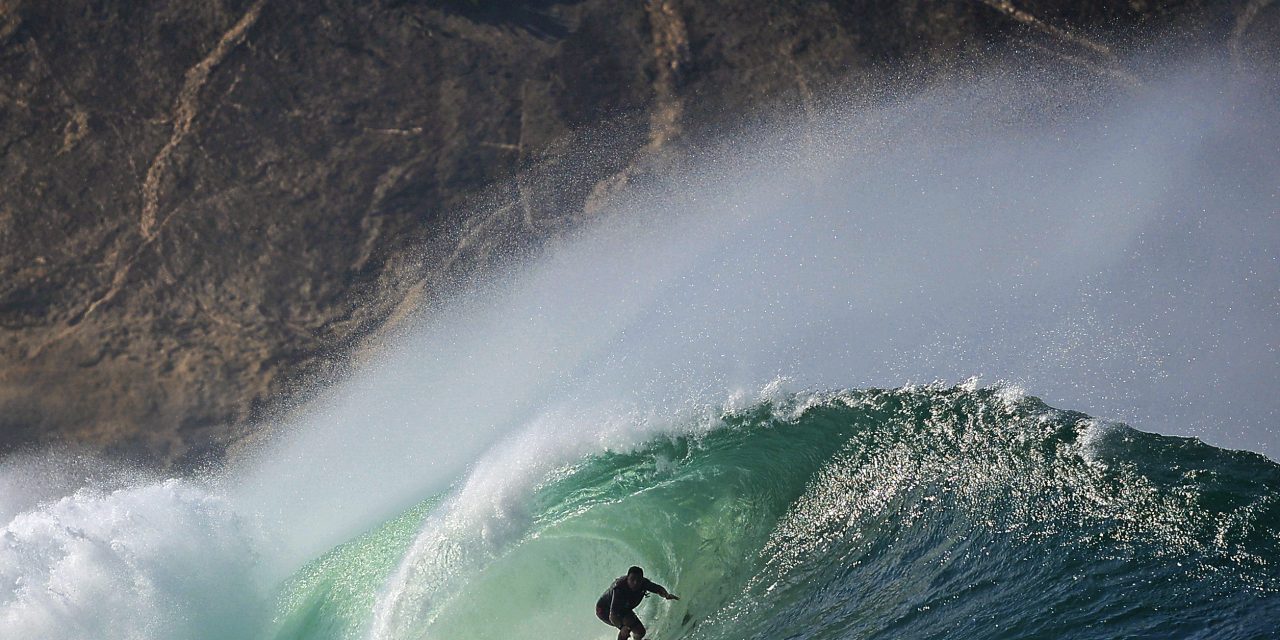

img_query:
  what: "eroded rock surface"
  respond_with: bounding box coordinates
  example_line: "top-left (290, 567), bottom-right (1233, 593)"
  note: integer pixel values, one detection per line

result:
top-left (0, 0), bottom-right (1273, 466)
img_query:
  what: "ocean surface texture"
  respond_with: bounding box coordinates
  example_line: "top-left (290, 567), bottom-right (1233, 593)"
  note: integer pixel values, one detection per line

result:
top-left (268, 387), bottom-right (1279, 640)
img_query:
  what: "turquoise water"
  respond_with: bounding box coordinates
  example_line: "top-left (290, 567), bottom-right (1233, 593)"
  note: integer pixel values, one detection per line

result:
top-left (269, 386), bottom-right (1280, 639)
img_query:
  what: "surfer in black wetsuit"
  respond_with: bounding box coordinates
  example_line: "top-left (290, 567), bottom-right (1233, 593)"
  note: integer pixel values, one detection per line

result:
top-left (595, 565), bottom-right (679, 640)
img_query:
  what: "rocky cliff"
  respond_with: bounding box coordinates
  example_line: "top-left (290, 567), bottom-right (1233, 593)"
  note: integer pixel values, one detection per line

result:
top-left (0, 0), bottom-right (1275, 467)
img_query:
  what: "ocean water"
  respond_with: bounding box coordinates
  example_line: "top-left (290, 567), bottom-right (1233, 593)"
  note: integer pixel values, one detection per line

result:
top-left (4, 385), bottom-right (1277, 639)
top-left (2, 57), bottom-right (1278, 638)
top-left (271, 386), bottom-right (1280, 640)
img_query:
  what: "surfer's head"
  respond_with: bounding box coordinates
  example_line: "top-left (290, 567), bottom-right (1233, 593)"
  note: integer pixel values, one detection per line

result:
top-left (627, 565), bottom-right (644, 588)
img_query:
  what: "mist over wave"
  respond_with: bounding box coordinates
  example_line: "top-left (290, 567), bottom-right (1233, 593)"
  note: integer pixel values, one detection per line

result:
top-left (2, 55), bottom-right (1278, 639)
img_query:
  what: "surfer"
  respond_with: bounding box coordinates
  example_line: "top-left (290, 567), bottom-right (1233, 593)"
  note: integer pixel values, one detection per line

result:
top-left (595, 565), bottom-right (679, 639)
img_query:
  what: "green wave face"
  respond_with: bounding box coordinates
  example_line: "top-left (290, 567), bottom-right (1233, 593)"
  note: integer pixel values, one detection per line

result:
top-left (272, 386), bottom-right (1280, 640)
top-left (271, 499), bottom-right (440, 640)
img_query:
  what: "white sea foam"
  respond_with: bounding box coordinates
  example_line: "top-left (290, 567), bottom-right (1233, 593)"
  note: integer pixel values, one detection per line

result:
top-left (1078, 418), bottom-right (1126, 467)
top-left (0, 479), bottom-right (265, 640)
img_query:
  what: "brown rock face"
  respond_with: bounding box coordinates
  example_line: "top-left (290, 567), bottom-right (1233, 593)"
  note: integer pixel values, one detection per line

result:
top-left (0, 0), bottom-right (1274, 467)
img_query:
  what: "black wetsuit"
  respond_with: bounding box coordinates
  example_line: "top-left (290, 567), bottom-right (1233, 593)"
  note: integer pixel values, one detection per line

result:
top-left (595, 575), bottom-right (668, 628)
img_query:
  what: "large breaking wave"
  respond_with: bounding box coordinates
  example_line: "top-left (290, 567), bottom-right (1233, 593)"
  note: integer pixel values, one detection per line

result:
top-left (273, 385), bottom-right (1279, 640)
top-left (3, 54), bottom-right (1278, 639)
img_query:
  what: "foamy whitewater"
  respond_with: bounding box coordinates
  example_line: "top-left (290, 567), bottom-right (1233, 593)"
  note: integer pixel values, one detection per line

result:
top-left (2, 57), bottom-right (1278, 639)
